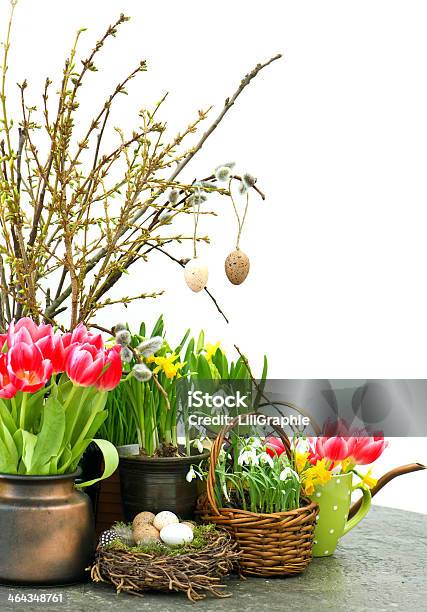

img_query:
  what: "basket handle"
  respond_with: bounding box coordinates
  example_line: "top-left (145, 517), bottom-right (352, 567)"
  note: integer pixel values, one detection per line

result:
top-left (206, 411), bottom-right (292, 516)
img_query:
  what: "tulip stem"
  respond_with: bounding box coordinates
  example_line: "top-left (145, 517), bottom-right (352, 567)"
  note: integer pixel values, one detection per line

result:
top-left (19, 393), bottom-right (28, 430)
top-left (63, 384), bottom-right (78, 412)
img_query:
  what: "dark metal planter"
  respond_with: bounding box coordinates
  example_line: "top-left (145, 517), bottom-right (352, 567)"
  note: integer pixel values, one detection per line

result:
top-left (0, 470), bottom-right (94, 585)
top-left (119, 453), bottom-right (209, 521)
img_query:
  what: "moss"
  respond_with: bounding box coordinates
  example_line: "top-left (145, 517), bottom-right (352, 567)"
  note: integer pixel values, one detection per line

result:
top-left (105, 523), bottom-right (218, 556)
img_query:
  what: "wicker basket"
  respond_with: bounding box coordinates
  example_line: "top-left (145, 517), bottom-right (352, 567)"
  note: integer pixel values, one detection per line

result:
top-left (200, 416), bottom-right (319, 577)
top-left (91, 528), bottom-right (240, 602)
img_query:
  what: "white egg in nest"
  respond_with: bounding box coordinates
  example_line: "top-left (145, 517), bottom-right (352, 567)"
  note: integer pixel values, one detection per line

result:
top-left (160, 523), bottom-right (194, 546)
top-left (153, 510), bottom-right (179, 531)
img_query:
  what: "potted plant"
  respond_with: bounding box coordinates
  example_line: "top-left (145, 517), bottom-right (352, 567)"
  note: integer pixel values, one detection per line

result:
top-left (0, 318), bottom-right (121, 584)
top-left (197, 419), bottom-right (319, 576)
top-left (97, 316), bottom-right (257, 521)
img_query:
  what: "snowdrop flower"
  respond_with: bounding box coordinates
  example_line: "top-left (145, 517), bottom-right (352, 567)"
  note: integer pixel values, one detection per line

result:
top-left (186, 467), bottom-right (196, 482)
top-left (238, 448), bottom-right (259, 466)
top-left (120, 347), bottom-right (133, 363)
top-left (279, 467), bottom-right (300, 481)
top-left (192, 438), bottom-right (205, 454)
top-left (259, 452), bottom-right (274, 468)
top-left (137, 336), bottom-right (163, 358)
top-left (132, 363), bottom-right (152, 382)
top-left (247, 436), bottom-right (263, 449)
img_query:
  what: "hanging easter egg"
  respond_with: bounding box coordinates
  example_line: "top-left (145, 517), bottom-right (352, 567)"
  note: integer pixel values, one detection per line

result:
top-left (184, 257), bottom-right (208, 292)
top-left (160, 523), bottom-right (194, 546)
top-left (225, 249), bottom-right (250, 285)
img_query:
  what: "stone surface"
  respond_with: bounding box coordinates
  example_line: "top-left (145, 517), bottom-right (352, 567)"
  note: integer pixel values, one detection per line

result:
top-left (0, 506), bottom-right (426, 611)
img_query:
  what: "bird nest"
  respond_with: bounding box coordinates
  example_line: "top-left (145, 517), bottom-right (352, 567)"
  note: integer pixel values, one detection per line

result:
top-left (90, 526), bottom-right (240, 602)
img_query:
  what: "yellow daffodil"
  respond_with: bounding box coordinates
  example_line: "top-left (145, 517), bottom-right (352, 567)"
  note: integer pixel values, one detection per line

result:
top-left (309, 459), bottom-right (333, 485)
top-left (148, 354), bottom-right (186, 379)
top-left (295, 451), bottom-right (310, 474)
top-left (340, 458), bottom-right (353, 473)
top-left (359, 469), bottom-right (377, 490)
top-left (303, 477), bottom-right (315, 496)
top-left (205, 342), bottom-right (221, 361)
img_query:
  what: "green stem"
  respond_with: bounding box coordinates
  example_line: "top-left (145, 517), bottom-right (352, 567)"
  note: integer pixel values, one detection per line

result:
top-left (19, 393), bottom-right (28, 430)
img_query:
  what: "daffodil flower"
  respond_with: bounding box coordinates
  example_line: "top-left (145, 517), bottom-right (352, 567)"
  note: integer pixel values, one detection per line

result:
top-left (147, 353), bottom-right (186, 379)
top-left (205, 341), bottom-right (221, 361)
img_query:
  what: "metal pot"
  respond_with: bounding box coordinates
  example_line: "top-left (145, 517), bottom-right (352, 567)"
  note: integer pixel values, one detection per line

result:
top-left (0, 470), bottom-right (94, 585)
top-left (119, 453), bottom-right (209, 521)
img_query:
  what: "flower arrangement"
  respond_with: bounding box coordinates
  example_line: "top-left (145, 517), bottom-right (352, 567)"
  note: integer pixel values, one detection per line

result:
top-left (296, 433), bottom-right (389, 494)
top-left (0, 317), bottom-right (120, 483)
top-left (98, 316), bottom-right (258, 457)
top-left (190, 433), bottom-right (301, 513)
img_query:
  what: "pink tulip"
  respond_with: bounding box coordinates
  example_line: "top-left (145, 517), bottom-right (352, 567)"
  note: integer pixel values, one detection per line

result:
top-left (7, 342), bottom-right (53, 393)
top-left (96, 345), bottom-right (122, 391)
top-left (349, 437), bottom-right (388, 465)
top-left (37, 333), bottom-right (67, 373)
top-left (65, 343), bottom-right (105, 387)
top-left (311, 436), bottom-right (350, 462)
top-left (0, 354), bottom-right (17, 399)
top-left (8, 318), bottom-right (53, 347)
top-left (62, 323), bottom-right (103, 354)
top-left (265, 436), bottom-right (287, 458)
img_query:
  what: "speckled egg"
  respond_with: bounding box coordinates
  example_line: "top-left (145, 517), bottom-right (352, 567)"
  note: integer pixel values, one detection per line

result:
top-left (153, 511), bottom-right (179, 531)
top-left (160, 523), bottom-right (194, 546)
top-left (133, 524), bottom-right (160, 545)
top-left (133, 511), bottom-right (156, 529)
top-left (180, 521), bottom-right (196, 531)
top-left (184, 257), bottom-right (208, 292)
top-left (225, 249), bottom-right (250, 285)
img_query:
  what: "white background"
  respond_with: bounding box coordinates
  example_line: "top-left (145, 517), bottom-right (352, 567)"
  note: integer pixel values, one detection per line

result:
top-left (1, 0), bottom-right (426, 512)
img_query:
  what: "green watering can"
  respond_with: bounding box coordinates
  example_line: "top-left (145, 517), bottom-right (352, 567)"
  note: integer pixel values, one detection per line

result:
top-left (310, 463), bottom-right (425, 557)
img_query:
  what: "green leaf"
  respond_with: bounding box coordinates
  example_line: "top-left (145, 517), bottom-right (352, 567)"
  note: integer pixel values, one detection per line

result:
top-left (151, 315), bottom-right (164, 337)
top-left (0, 399), bottom-right (18, 436)
top-left (76, 439), bottom-right (119, 488)
top-left (196, 330), bottom-right (205, 353)
top-left (20, 429), bottom-right (37, 474)
top-left (139, 321), bottom-right (146, 337)
top-left (0, 436), bottom-right (17, 473)
top-left (31, 396), bottom-right (66, 474)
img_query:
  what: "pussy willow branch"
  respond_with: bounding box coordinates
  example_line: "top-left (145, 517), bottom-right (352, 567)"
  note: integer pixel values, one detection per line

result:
top-left (44, 54), bottom-right (281, 321)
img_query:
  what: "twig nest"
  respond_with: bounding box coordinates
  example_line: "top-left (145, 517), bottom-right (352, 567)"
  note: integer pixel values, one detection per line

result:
top-left (153, 511), bottom-right (179, 531)
top-left (133, 511), bottom-right (155, 529)
top-left (184, 257), bottom-right (208, 292)
top-left (160, 523), bottom-right (194, 546)
top-left (133, 524), bottom-right (160, 545)
top-left (225, 249), bottom-right (250, 285)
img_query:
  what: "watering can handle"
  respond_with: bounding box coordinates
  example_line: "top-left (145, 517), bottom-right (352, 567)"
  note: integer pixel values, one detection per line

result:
top-left (342, 484), bottom-right (371, 536)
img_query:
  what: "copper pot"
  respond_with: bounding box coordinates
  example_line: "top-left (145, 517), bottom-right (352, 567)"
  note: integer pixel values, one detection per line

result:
top-left (0, 470), bottom-right (94, 585)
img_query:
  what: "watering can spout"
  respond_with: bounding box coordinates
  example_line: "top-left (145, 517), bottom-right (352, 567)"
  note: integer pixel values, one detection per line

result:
top-left (348, 462), bottom-right (426, 519)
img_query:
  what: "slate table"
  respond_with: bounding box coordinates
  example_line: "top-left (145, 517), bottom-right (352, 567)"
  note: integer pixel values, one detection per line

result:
top-left (0, 506), bottom-right (426, 612)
